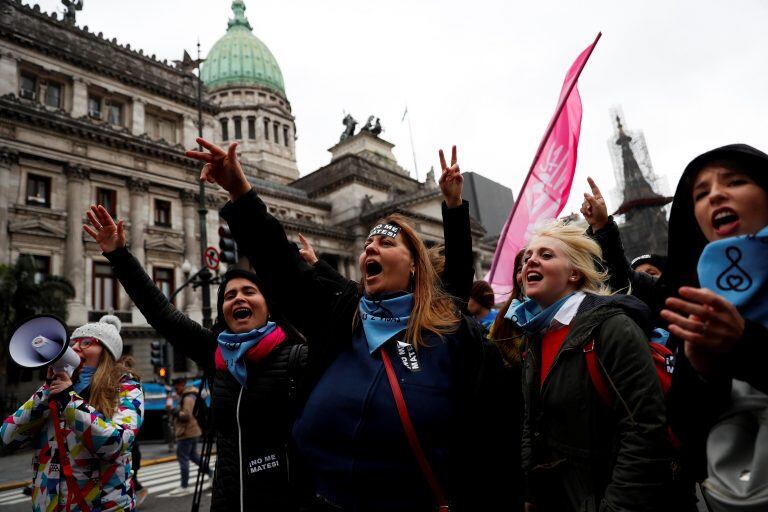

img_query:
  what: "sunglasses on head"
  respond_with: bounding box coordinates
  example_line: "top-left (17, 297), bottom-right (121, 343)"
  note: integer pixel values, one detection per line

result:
top-left (69, 337), bottom-right (100, 349)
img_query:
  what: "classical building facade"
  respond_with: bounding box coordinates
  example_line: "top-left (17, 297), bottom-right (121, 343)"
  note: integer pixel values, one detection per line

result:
top-left (0, 0), bottom-right (495, 401)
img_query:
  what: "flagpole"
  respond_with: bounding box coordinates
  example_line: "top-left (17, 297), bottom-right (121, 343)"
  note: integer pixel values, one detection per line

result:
top-left (407, 115), bottom-right (419, 181)
top-left (488, 32), bottom-right (602, 281)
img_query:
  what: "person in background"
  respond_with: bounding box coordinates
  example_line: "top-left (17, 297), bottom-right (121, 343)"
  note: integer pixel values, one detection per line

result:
top-left (166, 378), bottom-right (212, 497)
top-left (468, 280), bottom-right (498, 333)
top-left (1, 316), bottom-right (143, 512)
top-left (631, 254), bottom-right (667, 278)
top-left (517, 221), bottom-right (672, 512)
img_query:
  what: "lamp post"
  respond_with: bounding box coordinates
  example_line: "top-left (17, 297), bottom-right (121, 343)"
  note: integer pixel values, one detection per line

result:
top-left (195, 39), bottom-right (213, 330)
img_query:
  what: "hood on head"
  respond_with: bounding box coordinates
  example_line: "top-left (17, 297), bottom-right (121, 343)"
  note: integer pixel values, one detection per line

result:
top-left (663, 144), bottom-right (768, 295)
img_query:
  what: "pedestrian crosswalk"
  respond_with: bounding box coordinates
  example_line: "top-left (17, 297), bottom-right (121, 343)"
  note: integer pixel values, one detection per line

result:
top-left (0, 456), bottom-right (216, 506)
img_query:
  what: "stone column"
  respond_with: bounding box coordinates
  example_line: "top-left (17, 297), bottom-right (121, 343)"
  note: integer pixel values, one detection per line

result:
top-left (0, 147), bottom-right (18, 265)
top-left (127, 178), bottom-right (149, 266)
top-left (71, 78), bottom-right (88, 118)
top-left (64, 164), bottom-right (90, 323)
top-left (0, 53), bottom-right (19, 97)
top-left (182, 114), bottom-right (197, 150)
top-left (131, 99), bottom-right (145, 136)
top-left (181, 189), bottom-right (201, 315)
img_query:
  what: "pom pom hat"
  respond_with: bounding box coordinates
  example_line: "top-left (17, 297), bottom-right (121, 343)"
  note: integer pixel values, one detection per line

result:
top-left (71, 314), bottom-right (123, 360)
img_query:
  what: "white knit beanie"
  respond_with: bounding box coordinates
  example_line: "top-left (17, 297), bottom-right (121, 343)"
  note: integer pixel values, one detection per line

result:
top-left (71, 315), bottom-right (123, 360)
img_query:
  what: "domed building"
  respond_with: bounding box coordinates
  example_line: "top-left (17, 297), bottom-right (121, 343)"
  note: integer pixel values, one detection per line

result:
top-left (202, 0), bottom-right (299, 183)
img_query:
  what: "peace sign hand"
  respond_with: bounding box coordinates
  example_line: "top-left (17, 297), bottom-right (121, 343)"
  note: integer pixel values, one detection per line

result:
top-left (438, 145), bottom-right (463, 208)
top-left (298, 233), bottom-right (318, 265)
top-left (580, 177), bottom-right (609, 231)
top-left (185, 138), bottom-right (252, 201)
top-left (83, 205), bottom-right (126, 253)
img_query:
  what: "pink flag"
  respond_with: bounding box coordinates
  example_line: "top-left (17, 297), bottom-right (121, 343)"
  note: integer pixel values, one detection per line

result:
top-left (487, 33), bottom-right (601, 301)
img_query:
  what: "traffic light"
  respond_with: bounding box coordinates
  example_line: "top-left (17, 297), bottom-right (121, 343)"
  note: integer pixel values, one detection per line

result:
top-left (158, 367), bottom-right (167, 379)
top-left (150, 341), bottom-right (163, 370)
top-left (219, 224), bottom-right (238, 265)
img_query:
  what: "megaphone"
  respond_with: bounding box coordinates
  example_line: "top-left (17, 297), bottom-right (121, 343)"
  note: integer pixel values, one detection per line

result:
top-left (9, 315), bottom-right (81, 377)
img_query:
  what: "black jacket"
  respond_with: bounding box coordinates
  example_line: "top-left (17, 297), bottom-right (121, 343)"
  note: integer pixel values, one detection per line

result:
top-left (104, 247), bottom-right (308, 512)
top-left (588, 143), bottom-right (768, 479)
top-left (220, 190), bottom-right (516, 510)
top-left (521, 293), bottom-right (673, 512)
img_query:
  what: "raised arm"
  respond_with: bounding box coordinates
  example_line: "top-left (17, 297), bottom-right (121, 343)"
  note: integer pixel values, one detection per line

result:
top-left (581, 177), bottom-right (659, 307)
top-left (84, 205), bottom-right (217, 369)
top-left (187, 138), bottom-right (356, 333)
top-left (438, 145), bottom-right (474, 308)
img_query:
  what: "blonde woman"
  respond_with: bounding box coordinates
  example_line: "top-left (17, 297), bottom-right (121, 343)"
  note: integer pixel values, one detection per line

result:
top-left (1, 316), bottom-right (143, 512)
top-left (514, 222), bottom-right (672, 512)
top-left (187, 137), bottom-right (515, 511)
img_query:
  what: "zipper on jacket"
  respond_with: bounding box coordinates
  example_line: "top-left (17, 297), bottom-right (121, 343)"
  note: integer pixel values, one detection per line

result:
top-left (236, 387), bottom-right (244, 512)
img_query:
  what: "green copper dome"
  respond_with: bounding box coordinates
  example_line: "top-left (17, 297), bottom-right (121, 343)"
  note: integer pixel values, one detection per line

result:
top-left (201, 1), bottom-right (285, 95)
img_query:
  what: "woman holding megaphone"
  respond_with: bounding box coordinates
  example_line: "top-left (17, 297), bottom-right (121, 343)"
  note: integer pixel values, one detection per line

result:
top-left (1, 315), bottom-right (143, 512)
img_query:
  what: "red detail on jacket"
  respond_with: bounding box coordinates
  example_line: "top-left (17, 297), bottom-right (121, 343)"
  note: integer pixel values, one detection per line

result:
top-left (540, 326), bottom-right (571, 387)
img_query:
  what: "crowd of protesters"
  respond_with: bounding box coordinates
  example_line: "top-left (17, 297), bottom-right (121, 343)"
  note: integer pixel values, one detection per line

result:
top-left (1, 136), bottom-right (765, 512)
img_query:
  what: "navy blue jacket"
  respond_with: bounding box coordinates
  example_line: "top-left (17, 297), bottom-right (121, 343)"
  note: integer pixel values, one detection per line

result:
top-left (221, 190), bottom-right (515, 511)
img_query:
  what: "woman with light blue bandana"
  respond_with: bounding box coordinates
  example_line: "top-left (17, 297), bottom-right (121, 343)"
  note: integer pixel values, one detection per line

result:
top-left (191, 138), bottom-right (516, 511)
top-left (516, 221), bottom-right (673, 512)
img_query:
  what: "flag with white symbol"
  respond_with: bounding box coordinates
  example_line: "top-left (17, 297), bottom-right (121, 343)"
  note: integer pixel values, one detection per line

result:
top-left (487, 33), bottom-right (601, 301)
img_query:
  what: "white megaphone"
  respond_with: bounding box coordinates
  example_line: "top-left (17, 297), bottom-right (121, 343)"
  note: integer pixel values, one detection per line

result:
top-left (9, 315), bottom-right (81, 377)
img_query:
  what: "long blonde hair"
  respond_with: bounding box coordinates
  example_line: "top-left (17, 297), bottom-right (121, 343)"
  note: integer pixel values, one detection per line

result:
top-left (528, 220), bottom-right (611, 296)
top-left (88, 351), bottom-right (139, 418)
top-left (360, 214), bottom-right (460, 348)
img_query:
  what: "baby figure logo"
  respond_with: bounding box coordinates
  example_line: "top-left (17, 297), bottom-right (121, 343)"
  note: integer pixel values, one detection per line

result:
top-left (715, 246), bottom-right (753, 292)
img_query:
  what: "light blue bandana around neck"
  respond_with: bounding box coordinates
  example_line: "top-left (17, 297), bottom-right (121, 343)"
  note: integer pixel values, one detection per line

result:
top-left (217, 321), bottom-right (277, 387)
top-left (359, 293), bottom-right (413, 354)
top-left (73, 366), bottom-right (96, 394)
top-left (697, 225), bottom-right (768, 327)
top-left (508, 293), bottom-right (576, 335)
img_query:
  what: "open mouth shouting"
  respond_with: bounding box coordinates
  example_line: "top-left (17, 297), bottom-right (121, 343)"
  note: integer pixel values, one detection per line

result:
top-left (711, 207), bottom-right (740, 237)
top-left (525, 271), bottom-right (543, 286)
top-left (232, 306), bottom-right (253, 321)
top-left (365, 259), bottom-right (383, 281)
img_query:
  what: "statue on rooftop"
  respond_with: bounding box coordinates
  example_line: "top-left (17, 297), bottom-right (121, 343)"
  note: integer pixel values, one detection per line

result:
top-left (371, 118), bottom-right (382, 136)
top-left (360, 116), bottom-right (374, 133)
top-left (61, 0), bottom-right (83, 24)
top-left (340, 114), bottom-right (357, 141)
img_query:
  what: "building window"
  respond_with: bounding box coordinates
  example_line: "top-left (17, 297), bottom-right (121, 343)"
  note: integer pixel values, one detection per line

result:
top-left (26, 173), bottom-right (51, 207)
top-left (146, 112), bottom-right (178, 143)
top-left (283, 125), bottom-right (290, 147)
top-left (93, 262), bottom-right (118, 311)
top-left (44, 82), bottom-right (62, 108)
top-left (273, 122), bottom-right (279, 143)
top-left (233, 116), bottom-right (242, 140)
top-left (154, 199), bottom-right (172, 227)
top-left (247, 117), bottom-right (256, 139)
top-left (263, 118), bottom-right (270, 141)
top-left (22, 254), bottom-right (51, 284)
top-left (107, 101), bottom-right (123, 125)
top-left (153, 267), bottom-right (175, 303)
top-left (88, 96), bottom-right (101, 119)
top-left (220, 118), bottom-right (229, 141)
top-left (19, 73), bottom-right (37, 100)
top-left (96, 188), bottom-right (117, 218)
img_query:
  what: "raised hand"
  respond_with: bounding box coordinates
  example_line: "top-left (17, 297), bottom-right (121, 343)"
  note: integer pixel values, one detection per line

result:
top-left (438, 145), bottom-right (463, 208)
top-left (660, 286), bottom-right (746, 376)
top-left (185, 138), bottom-right (251, 201)
top-left (580, 177), bottom-right (608, 231)
top-left (83, 205), bottom-right (126, 253)
top-left (298, 233), bottom-right (319, 265)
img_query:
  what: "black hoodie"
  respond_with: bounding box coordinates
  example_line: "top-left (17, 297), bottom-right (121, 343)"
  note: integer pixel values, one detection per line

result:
top-left (588, 143), bottom-right (768, 481)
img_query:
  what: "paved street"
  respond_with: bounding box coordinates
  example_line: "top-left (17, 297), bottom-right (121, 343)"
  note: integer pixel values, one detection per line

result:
top-left (0, 457), bottom-right (216, 511)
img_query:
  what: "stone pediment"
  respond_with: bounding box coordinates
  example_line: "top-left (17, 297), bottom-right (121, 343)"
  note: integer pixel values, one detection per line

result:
top-left (144, 236), bottom-right (184, 253)
top-left (8, 218), bottom-right (67, 239)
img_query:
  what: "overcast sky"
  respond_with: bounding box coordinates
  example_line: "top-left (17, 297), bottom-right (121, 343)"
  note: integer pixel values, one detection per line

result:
top-left (32, 0), bottom-right (768, 215)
